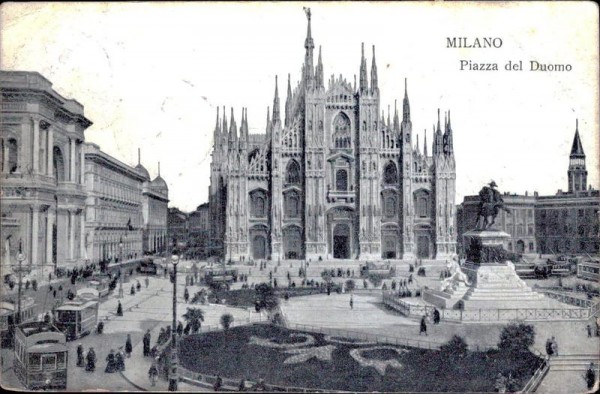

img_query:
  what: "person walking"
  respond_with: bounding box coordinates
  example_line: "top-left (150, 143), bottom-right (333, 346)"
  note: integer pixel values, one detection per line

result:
top-left (85, 347), bottom-right (96, 372)
top-left (433, 308), bottom-right (441, 325)
top-left (76, 344), bottom-right (85, 367)
top-left (585, 362), bottom-right (596, 391)
top-left (117, 301), bottom-right (123, 317)
top-left (105, 350), bottom-right (117, 373)
top-left (145, 276), bottom-right (149, 289)
top-left (115, 349), bottom-right (125, 371)
top-left (184, 287), bottom-right (190, 304)
top-left (125, 334), bottom-right (133, 358)
top-left (587, 324), bottom-right (593, 338)
top-left (136, 280), bottom-right (141, 292)
top-left (350, 295), bottom-right (354, 310)
top-left (130, 284), bottom-right (136, 295)
top-left (545, 337), bottom-right (554, 357)
top-left (419, 315), bottom-right (428, 336)
top-left (214, 375), bottom-right (223, 391)
top-left (177, 321), bottom-right (184, 336)
top-left (148, 362), bottom-right (159, 387)
top-left (143, 329), bottom-right (151, 357)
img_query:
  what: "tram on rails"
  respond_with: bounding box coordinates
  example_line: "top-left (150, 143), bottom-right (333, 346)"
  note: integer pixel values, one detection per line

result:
top-left (54, 299), bottom-right (99, 341)
top-left (0, 296), bottom-right (36, 347)
top-left (14, 322), bottom-right (68, 390)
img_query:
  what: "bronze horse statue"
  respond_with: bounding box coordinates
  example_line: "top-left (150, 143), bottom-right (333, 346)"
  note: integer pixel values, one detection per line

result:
top-left (475, 182), bottom-right (511, 230)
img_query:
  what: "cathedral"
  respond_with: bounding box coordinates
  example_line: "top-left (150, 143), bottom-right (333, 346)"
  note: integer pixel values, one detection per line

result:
top-left (208, 10), bottom-right (457, 262)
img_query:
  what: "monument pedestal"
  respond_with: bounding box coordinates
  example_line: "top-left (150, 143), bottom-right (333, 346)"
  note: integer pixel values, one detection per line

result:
top-left (459, 230), bottom-right (545, 310)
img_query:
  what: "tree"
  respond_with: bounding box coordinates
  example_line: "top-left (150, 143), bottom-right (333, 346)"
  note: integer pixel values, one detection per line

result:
top-left (220, 313), bottom-right (234, 331)
top-left (440, 335), bottom-right (468, 360)
top-left (182, 307), bottom-right (205, 334)
top-left (255, 283), bottom-right (279, 312)
top-left (345, 279), bottom-right (356, 292)
top-left (498, 323), bottom-right (535, 353)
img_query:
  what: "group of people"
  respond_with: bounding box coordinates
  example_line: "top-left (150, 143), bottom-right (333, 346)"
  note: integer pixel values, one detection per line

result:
top-left (75, 345), bottom-right (97, 372)
top-left (105, 349), bottom-right (126, 373)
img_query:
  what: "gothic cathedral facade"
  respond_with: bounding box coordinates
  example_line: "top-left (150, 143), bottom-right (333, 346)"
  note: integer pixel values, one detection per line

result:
top-left (208, 11), bottom-right (457, 262)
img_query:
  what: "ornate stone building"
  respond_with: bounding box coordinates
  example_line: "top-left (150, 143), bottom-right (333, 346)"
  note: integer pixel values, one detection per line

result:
top-left (188, 203), bottom-right (209, 259)
top-left (209, 11), bottom-right (457, 262)
top-left (457, 120), bottom-right (599, 256)
top-left (136, 155), bottom-right (169, 255)
top-left (1, 71), bottom-right (91, 278)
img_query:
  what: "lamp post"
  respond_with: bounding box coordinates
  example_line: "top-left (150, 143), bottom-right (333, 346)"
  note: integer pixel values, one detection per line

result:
top-left (118, 237), bottom-right (124, 299)
top-left (13, 239), bottom-right (29, 325)
top-left (168, 252), bottom-right (179, 392)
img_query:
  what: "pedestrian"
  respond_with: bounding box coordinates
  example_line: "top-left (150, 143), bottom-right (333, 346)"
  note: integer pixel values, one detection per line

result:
top-left (44, 312), bottom-right (51, 324)
top-left (97, 321), bottom-right (104, 334)
top-left (85, 347), bottom-right (96, 372)
top-left (145, 276), bottom-right (149, 289)
top-left (125, 334), bottom-right (133, 358)
top-left (105, 349), bottom-right (117, 373)
top-left (214, 375), bottom-right (223, 391)
top-left (143, 329), bottom-right (151, 357)
top-left (136, 280), bottom-right (141, 292)
top-left (130, 284), bottom-right (136, 295)
top-left (433, 308), bottom-right (440, 324)
top-left (115, 349), bottom-right (125, 371)
top-left (551, 336), bottom-right (558, 356)
top-left (419, 315), bottom-right (428, 336)
top-left (184, 287), bottom-right (190, 303)
top-left (76, 343), bottom-right (85, 367)
top-left (177, 321), bottom-right (184, 336)
top-left (148, 362), bottom-right (159, 387)
top-left (239, 378), bottom-right (246, 391)
top-left (350, 295), bottom-right (354, 309)
top-left (585, 362), bottom-right (596, 391)
top-left (117, 301), bottom-right (123, 316)
top-left (545, 337), bottom-right (554, 357)
top-left (587, 324), bottom-right (592, 338)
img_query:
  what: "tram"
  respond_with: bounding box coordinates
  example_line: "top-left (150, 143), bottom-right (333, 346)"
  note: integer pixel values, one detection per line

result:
top-left (54, 299), bottom-right (99, 341)
top-left (0, 296), bottom-right (36, 347)
top-left (13, 322), bottom-right (68, 390)
top-left (577, 259), bottom-right (600, 282)
top-left (139, 258), bottom-right (159, 275)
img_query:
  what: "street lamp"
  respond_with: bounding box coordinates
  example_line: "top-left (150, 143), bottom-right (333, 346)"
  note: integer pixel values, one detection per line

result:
top-left (168, 252), bottom-right (180, 392)
top-left (118, 237), bottom-right (124, 299)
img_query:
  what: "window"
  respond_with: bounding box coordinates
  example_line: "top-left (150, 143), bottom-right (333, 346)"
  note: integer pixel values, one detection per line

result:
top-left (286, 160), bottom-right (301, 185)
top-left (285, 192), bottom-right (300, 218)
top-left (332, 112), bottom-right (351, 148)
top-left (528, 242), bottom-right (534, 252)
top-left (383, 162), bottom-right (398, 185)
top-left (53, 146), bottom-right (65, 182)
top-left (251, 193), bottom-right (266, 217)
top-left (7, 138), bottom-right (18, 173)
top-left (418, 197), bottom-right (427, 217)
top-left (385, 196), bottom-right (396, 217)
top-left (41, 354), bottom-right (57, 371)
top-left (336, 169), bottom-right (348, 191)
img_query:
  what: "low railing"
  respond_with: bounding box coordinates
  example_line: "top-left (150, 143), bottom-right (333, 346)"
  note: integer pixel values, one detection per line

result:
top-left (521, 357), bottom-right (550, 393)
top-left (540, 290), bottom-right (595, 308)
top-left (383, 292), bottom-right (597, 322)
top-left (287, 322), bottom-right (446, 350)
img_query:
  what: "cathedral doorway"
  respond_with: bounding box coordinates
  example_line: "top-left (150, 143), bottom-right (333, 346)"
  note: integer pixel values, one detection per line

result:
top-left (283, 226), bottom-right (303, 259)
top-left (252, 235), bottom-right (266, 259)
top-left (381, 226), bottom-right (399, 259)
top-left (416, 235), bottom-right (430, 259)
top-left (333, 224), bottom-right (350, 259)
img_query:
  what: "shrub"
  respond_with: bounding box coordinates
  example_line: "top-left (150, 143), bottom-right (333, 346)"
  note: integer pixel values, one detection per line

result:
top-left (498, 323), bottom-right (535, 353)
top-left (220, 313), bottom-right (234, 330)
top-left (368, 274), bottom-right (383, 288)
top-left (345, 279), bottom-right (356, 292)
top-left (440, 335), bottom-right (468, 360)
top-left (255, 283), bottom-right (279, 312)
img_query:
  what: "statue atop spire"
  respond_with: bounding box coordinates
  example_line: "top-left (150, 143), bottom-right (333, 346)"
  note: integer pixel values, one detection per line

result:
top-left (402, 78), bottom-right (410, 121)
top-left (370, 45), bottom-right (378, 94)
top-left (303, 7), bottom-right (314, 87)
top-left (272, 76), bottom-right (281, 125)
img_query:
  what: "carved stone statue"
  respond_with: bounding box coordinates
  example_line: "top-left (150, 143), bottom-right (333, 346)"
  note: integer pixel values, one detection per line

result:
top-left (440, 259), bottom-right (471, 293)
top-left (475, 180), bottom-right (511, 230)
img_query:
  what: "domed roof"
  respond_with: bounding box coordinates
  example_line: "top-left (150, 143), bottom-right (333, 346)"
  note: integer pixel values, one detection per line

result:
top-left (151, 175), bottom-right (168, 190)
top-left (135, 163), bottom-right (150, 180)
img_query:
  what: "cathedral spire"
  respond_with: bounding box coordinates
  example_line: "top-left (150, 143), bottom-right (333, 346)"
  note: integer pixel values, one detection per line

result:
top-left (285, 74), bottom-right (292, 127)
top-left (266, 106), bottom-right (271, 136)
top-left (303, 7), bottom-right (314, 87)
top-left (445, 110), bottom-right (454, 155)
top-left (213, 106), bottom-right (221, 143)
top-left (416, 133), bottom-right (420, 155)
top-left (570, 119), bottom-right (585, 156)
top-left (402, 78), bottom-right (410, 121)
top-left (359, 43), bottom-right (368, 93)
top-left (315, 46), bottom-right (324, 89)
top-left (393, 99), bottom-right (400, 131)
top-left (424, 129), bottom-right (428, 157)
top-left (222, 106), bottom-right (228, 138)
top-left (272, 75), bottom-right (281, 125)
top-left (229, 107), bottom-right (237, 142)
top-left (370, 45), bottom-right (378, 94)
top-left (387, 105), bottom-right (391, 128)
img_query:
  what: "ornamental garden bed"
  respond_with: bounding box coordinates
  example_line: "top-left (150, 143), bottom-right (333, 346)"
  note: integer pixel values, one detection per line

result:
top-left (178, 324), bottom-right (541, 392)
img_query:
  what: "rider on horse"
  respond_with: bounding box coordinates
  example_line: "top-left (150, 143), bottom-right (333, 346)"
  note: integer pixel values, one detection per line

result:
top-left (476, 180), bottom-right (510, 229)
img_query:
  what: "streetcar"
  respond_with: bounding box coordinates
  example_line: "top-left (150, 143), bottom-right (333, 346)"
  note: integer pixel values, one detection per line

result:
top-left (1, 296), bottom-right (36, 347)
top-left (13, 322), bottom-right (68, 390)
top-left (139, 258), bottom-right (159, 275)
top-left (577, 259), bottom-right (600, 282)
top-left (54, 299), bottom-right (99, 341)
top-left (203, 268), bottom-right (238, 286)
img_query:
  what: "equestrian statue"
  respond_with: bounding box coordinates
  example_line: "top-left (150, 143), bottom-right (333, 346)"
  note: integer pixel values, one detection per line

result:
top-left (475, 180), bottom-right (511, 230)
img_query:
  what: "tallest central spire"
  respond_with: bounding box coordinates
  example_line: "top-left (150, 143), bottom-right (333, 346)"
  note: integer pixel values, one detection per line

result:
top-left (303, 7), bottom-right (314, 87)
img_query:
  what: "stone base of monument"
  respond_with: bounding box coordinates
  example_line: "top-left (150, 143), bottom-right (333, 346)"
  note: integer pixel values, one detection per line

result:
top-left (422, 283), bottom-right (470, 309)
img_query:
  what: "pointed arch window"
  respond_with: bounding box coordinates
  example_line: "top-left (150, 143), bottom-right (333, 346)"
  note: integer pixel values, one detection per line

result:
top-left (286, 160), bottom-right (301, 185)
top-left (383, 162), bottom-right (398, 185)
top-left (332, 112), bottom-right (351, 148)
top-left (285, 191), bottom-right (300, 218)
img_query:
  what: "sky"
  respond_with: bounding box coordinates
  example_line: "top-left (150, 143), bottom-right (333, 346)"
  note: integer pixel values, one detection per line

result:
top-left (1, 1), bottom-right (598, 212)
